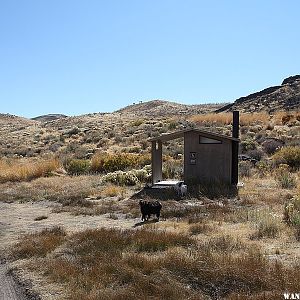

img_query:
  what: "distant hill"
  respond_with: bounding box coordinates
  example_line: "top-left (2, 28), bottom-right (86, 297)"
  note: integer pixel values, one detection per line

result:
top-left (0, 113), bottom-right (35, 127)
top-left (31, 114), bottom-right (68, 122)
top-left (32, 114), bottom-right (68, 122)
top-left (116, 100), bottom-right (225, 116)
top-left (216, 75), bottom-right (300, 113)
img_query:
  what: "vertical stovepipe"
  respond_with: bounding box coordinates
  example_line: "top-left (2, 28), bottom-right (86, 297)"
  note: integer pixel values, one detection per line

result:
top-left (231, 111), bottom-right (239, 184)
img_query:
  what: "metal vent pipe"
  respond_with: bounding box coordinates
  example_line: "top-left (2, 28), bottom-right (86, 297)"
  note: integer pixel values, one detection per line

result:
top-left (232, 111), bottom-right (239, 138)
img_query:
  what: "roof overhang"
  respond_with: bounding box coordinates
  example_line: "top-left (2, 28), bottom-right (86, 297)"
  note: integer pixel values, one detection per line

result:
top-left (148, 128), bottom-right (240, 143)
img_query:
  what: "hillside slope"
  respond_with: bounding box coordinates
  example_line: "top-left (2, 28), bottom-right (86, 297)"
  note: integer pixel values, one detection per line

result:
top-left (32, 114), bottom-right (68, 122)
top-left (216, 75), bottom-right (300, 113)
top-left (116, 100), bottom-right (224, 116)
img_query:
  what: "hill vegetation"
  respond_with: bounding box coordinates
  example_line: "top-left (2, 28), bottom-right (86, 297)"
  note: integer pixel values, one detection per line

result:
top-left (0, 77), bottom-right (300, 299)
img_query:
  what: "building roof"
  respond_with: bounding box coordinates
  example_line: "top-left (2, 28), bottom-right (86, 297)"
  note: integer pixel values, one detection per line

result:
top-left (148, 128), bottom-right (240, 142)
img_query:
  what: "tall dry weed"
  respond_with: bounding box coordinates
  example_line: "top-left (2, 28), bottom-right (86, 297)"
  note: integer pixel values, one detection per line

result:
top-left (190, 112), bottom-right (270, 126)
top-left (0, 158), bottom-right (60, 183)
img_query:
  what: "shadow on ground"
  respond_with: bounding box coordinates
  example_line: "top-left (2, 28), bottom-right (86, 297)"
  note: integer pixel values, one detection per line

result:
top-left (133, 219), bottom-right (159, 228)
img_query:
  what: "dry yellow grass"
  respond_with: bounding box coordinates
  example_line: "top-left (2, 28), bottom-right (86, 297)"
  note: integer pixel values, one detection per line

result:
top-left (273, 110), bottom-right (300, 125)
top-left (190, 112), bottom-right (270, 126)
top-left (101, 184), bottom-right (126, 198)
top-left (11, 227), bottom-right (300, 299)
top-left (0, 158), bottom-right (61, 183)
top-left (11, 226), bottom-right (66, 259)
top-left (0, 175), bottom-right (99, 203)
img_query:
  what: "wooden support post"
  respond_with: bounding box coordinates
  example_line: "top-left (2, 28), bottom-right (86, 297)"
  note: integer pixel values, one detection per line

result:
top-left (151, 140), bottom-right (162, 184)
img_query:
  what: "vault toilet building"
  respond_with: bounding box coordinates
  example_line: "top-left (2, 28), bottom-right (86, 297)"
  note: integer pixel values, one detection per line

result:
top-left (149, 111), bottom-right (240, 186)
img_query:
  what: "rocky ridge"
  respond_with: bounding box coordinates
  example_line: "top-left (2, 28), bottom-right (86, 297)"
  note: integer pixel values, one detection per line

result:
top-left (216, 75), bottom-right (300, 113)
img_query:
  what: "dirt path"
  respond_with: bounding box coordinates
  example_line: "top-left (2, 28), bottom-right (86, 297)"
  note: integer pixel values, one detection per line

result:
top-left (0, 200), bottom-right (139, 253)
top-left (0, 261), bottom-right (25, 300)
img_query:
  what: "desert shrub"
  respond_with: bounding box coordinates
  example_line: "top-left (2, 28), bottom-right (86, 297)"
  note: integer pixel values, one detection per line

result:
top-left (240, 138), bottom-right (257, 153)
top-left (281, 114), bottom-right (293, 125)
top-left (247, 149), bottom-right (263, 161)
top-left (255, 160), bottom-right (272, 177)
top-left (284, 194), bottom-right (300, 240)
top-left (11, 227), bottom-right (66, 259)
top-left (64, 141), bottom-right (80, 154)
top-left (73, 145), bottom-right (94, 159)
top-left (102, 170), bottom-right (139, 185)
top-left (162, 159), bottom-right (183, 179)
top-left (101, 185), bottom-right (125, 198)
top-left (131, 119), bottom-right (143, 126)
top-left (168, 121), bottom-right (177, 130)
top-left (274, 164), bottom-right (297, 189)
top-left (140, 140), bottom-right (148, 150)
top-left (272, 146), bottom-right (300, 169)
top-left (265, 122), bottom-right (274, 130)
top-left (65, 159), bottom-right (91, 175)
top-left (239, 161), bottom-right (252, 177)
top-left (102, 168), bottom-right (150, 186)
top-left (127, 146), bottom-right (141, 153)
top-left (66, 127), bottom-right (80, 136)
top-left (100, 163), bottom-right (151, 186)
top-left (91, 152), bottom-right (150, 173)
top-left (250, 214), bottom-right (281, 239)
top-left (91, 152), bottom-right (134, 172)
top-left (263, 139), bottom-right (283, 155)
top-left (131, 167), bottom-right (151, 182)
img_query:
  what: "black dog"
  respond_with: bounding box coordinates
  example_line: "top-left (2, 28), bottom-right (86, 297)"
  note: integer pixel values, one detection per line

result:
top-left (139, 200), bottom-right (162, 221)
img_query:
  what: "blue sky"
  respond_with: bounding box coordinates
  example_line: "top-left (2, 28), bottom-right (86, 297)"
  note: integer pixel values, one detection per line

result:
top-left (0, 0), bottom-right (299, 118)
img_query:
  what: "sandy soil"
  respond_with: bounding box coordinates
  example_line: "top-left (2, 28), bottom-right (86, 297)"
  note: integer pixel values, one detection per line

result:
top-left (0, 201), bottom-right (140, 253)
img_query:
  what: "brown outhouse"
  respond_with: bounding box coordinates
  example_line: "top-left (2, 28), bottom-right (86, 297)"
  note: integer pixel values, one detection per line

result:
top-left (149, 111), bottom-right (240, 186)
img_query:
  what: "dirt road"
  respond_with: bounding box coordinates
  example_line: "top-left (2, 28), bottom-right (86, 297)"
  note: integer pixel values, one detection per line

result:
top-left (0, 261), bottom-right (26, 300)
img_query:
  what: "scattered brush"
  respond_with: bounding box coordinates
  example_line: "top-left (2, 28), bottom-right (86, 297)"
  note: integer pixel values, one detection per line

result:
top-left (90, 152), bottom-right (150, 173)
top-left (189, 222), bottom-right (213, 235)
top-left (272, 146), bottom-right (300, 169)
top-left (11, 227), bottom-right (300, 299)
top-left (11, 226), bottom-right (66, 259)
top-left (250, 215), bottom-right (282, 239)
top-left (284, 194), bottom-right (300, 241)
top-left (274, 165), bottom-right (297, 189)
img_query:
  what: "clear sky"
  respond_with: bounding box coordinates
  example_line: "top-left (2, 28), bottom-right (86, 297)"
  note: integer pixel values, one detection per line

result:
top-left (0, 0), bottom-right (299, 118)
